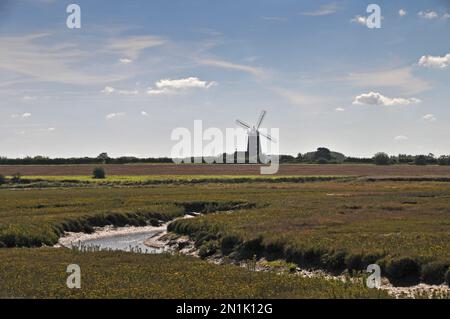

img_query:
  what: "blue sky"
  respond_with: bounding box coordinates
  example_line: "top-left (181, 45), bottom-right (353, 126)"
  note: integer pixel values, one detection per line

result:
top-left (0, 0), bottom-right (449, 158)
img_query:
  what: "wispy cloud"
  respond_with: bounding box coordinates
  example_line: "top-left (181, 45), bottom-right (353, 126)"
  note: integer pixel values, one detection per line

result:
top-left (300, 3), bottom-right (339, 16)
top-left (198, 58), bottom-right (266, 77)
top-left (107, 36), bottom-right (166, 59)
top-left (346, 67), bottom-right (431, 95)
top-left (418, 11), bottom-right (439, 20)
top-left (394, 135), bottom-right (408, 141)
top-left (0, 33), bottom-right (132, 86)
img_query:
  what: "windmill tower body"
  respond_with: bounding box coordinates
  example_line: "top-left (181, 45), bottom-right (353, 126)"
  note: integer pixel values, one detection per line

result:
top-left (247, 129), bottom-right (261, 163)
top-left (236, 110), bottom-right (275, 164)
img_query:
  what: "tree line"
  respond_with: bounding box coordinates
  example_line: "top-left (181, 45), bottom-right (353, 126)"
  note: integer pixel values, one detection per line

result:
top-left (1, 149), bottom-right (450, 165)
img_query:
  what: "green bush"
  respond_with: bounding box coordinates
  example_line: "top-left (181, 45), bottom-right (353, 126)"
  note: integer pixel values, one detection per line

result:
top-left (220, 235), bottom-right (241, 255)
top-left (421, 261), bottom-right (450, 285)
top-left (198, 241), bottom-right (219, 259)
top-left (345, 253), bottom-right (363, 271)
top-left (385, 257), bottom-right (420, 281)
top-left (237, 236), bottom-right (264, 260)
top-left (92, 167), bottom-right (106, 179)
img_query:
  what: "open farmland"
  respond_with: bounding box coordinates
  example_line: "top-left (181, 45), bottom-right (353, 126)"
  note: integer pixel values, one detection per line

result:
top-left (2, 163), bottom-right (450, 176)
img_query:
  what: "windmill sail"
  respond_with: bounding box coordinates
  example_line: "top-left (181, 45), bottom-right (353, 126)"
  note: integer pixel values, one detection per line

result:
top-left (256, 110), bottom-right (266, 129)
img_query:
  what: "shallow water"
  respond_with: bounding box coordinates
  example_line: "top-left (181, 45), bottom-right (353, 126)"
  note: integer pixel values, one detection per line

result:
top-left (74, 230), bottom-right (163, 254)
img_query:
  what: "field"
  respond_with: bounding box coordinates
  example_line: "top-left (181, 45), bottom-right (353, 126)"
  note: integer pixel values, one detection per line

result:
top-left (0, 164), bottom-right (449, 298)
top-left (2, 163), bottom-right (450, 176)
top-left (0, 248), bottom-right (388, 299)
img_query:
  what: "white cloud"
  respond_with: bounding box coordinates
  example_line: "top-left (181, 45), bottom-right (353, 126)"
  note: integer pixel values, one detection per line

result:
top-left (101, 86), bottom-right (115, 94)
top-left (141, 111), bottom-right (149, 116)
top-left (394, 135), bottom-right (408, 141)
top-left (105, 112), bottom-right (125, 119)
top-left (422, 114), bottom-right (437, 122)
top-left (101, 87), bottom-right (138, 95)
top-left (335, 107), bottom-right (345, 112)
top-left (444, 13), bottom-right (450, 19)
top-left (11, 112), bottom-right (32, 118)
top-left (300, 3), bottom-right (339, 16)
top-left (47, 127), bottom-right (56, 132)
top-left (353, 91), bottom-right (421, 106)
top-left (147, 77), bottom-right (216, 95)
top-left (399, 9), bottom-right (407, 17)
top-left (351, 16), bottom-right (367, 25)
top-left (119, 58), bottom-right (133, 64)
top-left (418, 11), bottom-right (439, 19)
top-left (418, 53), bottom-right (450, 69)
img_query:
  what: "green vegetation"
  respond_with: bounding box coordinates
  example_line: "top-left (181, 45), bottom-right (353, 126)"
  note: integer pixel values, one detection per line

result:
top-left (92, 167), bottom-right (106, 179)
top-left (373, 152), bottom-right (390, 165)
top-left (0, 187), bottom-right (252, 248)
top-left (0, 176), bottom-right (449, 295)
top-left (0, 248), bottom-right (389, 299)
top-left (0, 174), bottom-right (348, 188)
top-left (166, 181), bottom-right (450, 285)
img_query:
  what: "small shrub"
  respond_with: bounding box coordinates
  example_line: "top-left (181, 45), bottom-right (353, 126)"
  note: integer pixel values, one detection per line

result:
top-left (345, 253), bottom-right (363, 271)
top-left (198, 241), bottom-right (218, 259)
top-left (92, 167), bottom-right (106, 179)
top-left (0, 174), bottom-right (5, 185)
top-left (421, 261), bottom-right (450, 285)
top-left (385, 257), bottom-right (420, 281)
top-left (220, 235), bottom-right (241, 255)
top-left (237, 236), bottom-right (264, 260)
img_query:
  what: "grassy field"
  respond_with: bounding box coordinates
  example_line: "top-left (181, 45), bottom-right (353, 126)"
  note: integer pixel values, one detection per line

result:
top-left (0, 248), bottom-right (389, 299)
top-left (1, 179), bottom-right (449, 287)
top-left (2, 163), bottom-right (450, 176)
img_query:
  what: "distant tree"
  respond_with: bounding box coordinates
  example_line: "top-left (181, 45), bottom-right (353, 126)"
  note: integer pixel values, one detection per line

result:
top-left (373, 152), bottom-right (390, 165)
top-left (414, 155), bottom-right (428, 165)
top-left (296, 153), bottom-right (303, 162)
top-left (316, 157), bottom-right (329, 164)
top-left (315, 147), bottom-right (332, 161)
top-left (0, 174), bottom-right (5, 185)
top-left (92, 167), bottom-right (106, 179)
top-left (438, 155), bottom-right (450, 166)
top-left (97, 152), bottom-right (109, 164)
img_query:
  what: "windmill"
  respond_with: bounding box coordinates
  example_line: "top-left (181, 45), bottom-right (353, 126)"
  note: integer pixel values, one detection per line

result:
top-left (235, 110), bottom-right (275, 163)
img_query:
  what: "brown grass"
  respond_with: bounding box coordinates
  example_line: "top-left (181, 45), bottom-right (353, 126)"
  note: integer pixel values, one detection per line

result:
top-left (1, 163), bottom-right (450, 176)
